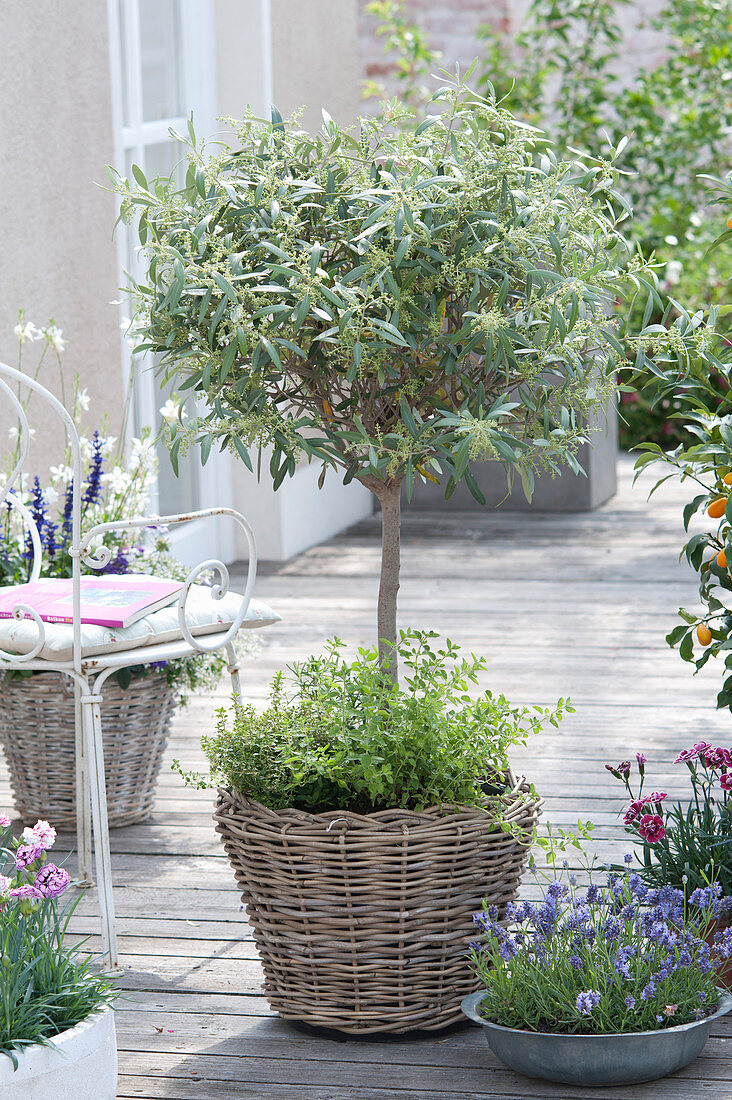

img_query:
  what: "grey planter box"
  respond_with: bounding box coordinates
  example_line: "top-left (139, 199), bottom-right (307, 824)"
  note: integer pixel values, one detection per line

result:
top-left (407, 403), bottom-right (617, 513)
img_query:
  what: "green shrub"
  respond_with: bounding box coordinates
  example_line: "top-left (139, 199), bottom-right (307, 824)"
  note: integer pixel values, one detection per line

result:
top-left (174, 631), bottom-right (572, 813)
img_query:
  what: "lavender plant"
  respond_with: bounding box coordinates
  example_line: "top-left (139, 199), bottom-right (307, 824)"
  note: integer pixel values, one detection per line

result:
top-left (0, 813), bottom-right (115, 1067)
top-left (470, 857), bottom-right (732, 1035)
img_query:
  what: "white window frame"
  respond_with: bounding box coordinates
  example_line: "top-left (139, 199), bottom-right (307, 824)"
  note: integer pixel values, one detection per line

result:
top-left (107, 0), bottom-right (234, 565)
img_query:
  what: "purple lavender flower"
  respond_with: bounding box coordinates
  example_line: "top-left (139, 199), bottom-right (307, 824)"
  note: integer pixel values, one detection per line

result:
top-left (624, 994), bottom-right (636, 1009)
top-left (614, 946), bottom-right (635, 978)
top-left (569, 954), bottom-right (582, 969)
top-left (603, 917), bottom-right (621, 942)
top-left (33, 863), bottom-right (70, 899)
top-left (498, 938), bottom-right (519, 962)
top-left (15, 844), bottom-right (43, 870)
top-left (576, 990), bottom-right (601, 1015)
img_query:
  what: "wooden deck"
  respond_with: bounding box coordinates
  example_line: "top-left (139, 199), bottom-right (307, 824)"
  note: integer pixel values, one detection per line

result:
top-left (7, 454), bottom-right (732, 1098)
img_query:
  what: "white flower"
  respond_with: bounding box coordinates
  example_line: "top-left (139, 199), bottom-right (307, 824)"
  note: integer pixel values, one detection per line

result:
top-left (22, 820), bottom-right (56, 850)
top-left (49, 464), bottom-right (73, 485)
top-left (42, 324), bottom-right (66, 353)
top-left (665, 260), bottom-right (683, 286)
top-left (160, 399), bottom-right (189, 425)
top-left (13, 321), bottom-right (39, 344)
top-left (75, 387), bottom-right (90, 412)
top-left (130, 437), bottom-right (157, 471)
top-left (664, 234), bottom-right (678, 247)
top-left (102, 466), bottom-right (133, 494)
top-left (0, 875), bottom-right (10, 896)
top-left (100, 436), bottom-right (117, 455)
top-left (7, 426), bottom-right (35, 442)
top-left (44, 485), bottom-right (59, 504)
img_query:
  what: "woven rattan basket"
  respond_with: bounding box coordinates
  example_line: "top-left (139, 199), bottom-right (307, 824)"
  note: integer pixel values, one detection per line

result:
top-left (214, 772), bottom-right (541, 1034)
top-left (0, 671), bottom-right (176, 828)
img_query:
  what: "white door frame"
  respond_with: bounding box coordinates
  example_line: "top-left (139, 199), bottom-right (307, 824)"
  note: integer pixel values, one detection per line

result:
top-left (107, 0), bottom-right (235, 565)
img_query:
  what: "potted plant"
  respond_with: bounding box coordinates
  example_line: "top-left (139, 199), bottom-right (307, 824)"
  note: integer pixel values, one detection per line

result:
top-left (463, 858), bottom-right (732, 1086)
top-left (605, 751), bottom-right (732, 900)
top-left (0, 316), bottom-right (258, 827)
top-left (605, 749), bottom-right (732, 990)
top-left (115, 75), bottom-right (715, 1028)
top-left (0, 813), bottom-right (117, 1098)
top-left (112, 75), bottom-right (716, 682)
top-left (175, 630), bottom-right (570, 1032)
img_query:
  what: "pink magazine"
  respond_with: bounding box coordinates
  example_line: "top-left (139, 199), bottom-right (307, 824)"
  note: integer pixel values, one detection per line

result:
top-left (0, 574), bottom-right (183, 629)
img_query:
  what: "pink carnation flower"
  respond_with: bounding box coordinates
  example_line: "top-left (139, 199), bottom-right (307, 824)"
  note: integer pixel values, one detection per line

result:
top-left (674, 748), bottom-right (697, 764)
top-left (33, 864), bottom-right (70, 900)
top-left (624, 800), bottom-right (646, 825)
top-left (721, 774), bottom-right (732, 792)
top-left (0, 875), bottom-right (11, 896)
top-left (14, 844), bottom-right (43, 870)
top-left (645, 792), bottom-right (668, 806)
top-left (22, 820), bottom-right (56, 851)
top-left (638, 814), bottom-right (666, 843)
top-left (0, 813), bottom-right (10, 829)
top-left (704, 748), bottom-right (727, 770)
top-left (9, 884), bottom-right (39, 900)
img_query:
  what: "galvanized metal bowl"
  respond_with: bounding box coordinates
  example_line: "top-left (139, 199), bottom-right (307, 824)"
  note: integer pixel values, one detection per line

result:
top-left (462, 989), bottom-right (732, 1087)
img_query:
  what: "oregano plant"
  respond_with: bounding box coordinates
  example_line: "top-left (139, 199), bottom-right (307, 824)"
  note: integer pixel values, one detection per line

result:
top-left (114, 77), bottom-right (711, 682)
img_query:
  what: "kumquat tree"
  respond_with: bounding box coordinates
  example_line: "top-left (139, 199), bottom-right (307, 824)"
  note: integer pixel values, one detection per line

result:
top-left (115, 76), bottom-right (714, 683)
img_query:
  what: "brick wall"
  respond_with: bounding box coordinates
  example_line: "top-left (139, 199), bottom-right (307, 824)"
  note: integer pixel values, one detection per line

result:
top-left (357, 0), bottom-right (667, 105)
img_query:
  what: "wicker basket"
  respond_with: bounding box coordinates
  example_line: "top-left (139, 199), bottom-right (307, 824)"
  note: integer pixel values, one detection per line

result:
top-left (214, 772), bottom-right (541, 1034)
top-left (0, 671), bottom-right (177, 828)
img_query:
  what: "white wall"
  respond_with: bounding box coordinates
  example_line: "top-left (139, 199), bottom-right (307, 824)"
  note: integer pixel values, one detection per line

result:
top-left (0, 2), bottom-right (124, 461)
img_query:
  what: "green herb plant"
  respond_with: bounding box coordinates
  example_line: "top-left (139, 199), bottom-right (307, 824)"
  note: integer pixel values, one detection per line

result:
top-left (173, 630), bottom-right (572, 814)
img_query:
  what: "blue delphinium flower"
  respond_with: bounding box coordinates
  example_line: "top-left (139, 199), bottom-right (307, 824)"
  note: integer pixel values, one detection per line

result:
top-left (82, 431), bottom-right (104, 508)
top-left (23, 477), bottom-right (58, 569)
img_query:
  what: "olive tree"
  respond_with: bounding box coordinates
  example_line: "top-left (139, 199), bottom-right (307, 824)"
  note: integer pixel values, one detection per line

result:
top-left (116, 80), bottom-right (708, 682)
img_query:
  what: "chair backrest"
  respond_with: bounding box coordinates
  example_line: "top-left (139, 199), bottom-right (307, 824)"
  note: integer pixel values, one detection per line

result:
top-left (0, 360), bottom-right (259, 672)
top-left (0, 362), bottom-right (84, 669)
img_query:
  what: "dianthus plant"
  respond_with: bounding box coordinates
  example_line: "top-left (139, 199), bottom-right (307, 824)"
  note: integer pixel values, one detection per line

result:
top-left (606, 747), bottom-right (732, 898)
top-left (114, 76), bottom-right (713, 681)
top-left (0, 813), bottom-right (115, 1065)
top-left (470, 856), bottom-right (732, 1035)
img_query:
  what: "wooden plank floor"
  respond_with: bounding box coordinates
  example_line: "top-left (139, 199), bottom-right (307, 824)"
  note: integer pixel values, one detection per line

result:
top-left (6, 454), bottom-right (732, 1098)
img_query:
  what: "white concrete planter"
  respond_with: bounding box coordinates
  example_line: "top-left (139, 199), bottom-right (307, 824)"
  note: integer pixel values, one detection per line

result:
top-left (0, 1006), bottom-right (117, 1100)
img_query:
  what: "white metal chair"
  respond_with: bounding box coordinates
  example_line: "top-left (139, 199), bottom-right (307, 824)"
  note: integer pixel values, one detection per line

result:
top-left (0, 361), bottom-right (264, 968)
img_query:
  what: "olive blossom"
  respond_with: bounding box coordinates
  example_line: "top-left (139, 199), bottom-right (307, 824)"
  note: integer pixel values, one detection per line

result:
top-left (115, 77), bottom-right (715, 681)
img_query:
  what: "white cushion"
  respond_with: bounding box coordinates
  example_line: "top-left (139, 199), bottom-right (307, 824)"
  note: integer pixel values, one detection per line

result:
top-left (0, 584), bottom-right (280, 663)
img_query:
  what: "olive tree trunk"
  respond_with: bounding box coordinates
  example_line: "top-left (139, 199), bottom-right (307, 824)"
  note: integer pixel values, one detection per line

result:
top-left (375, 482), bottom-right (402, 685)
